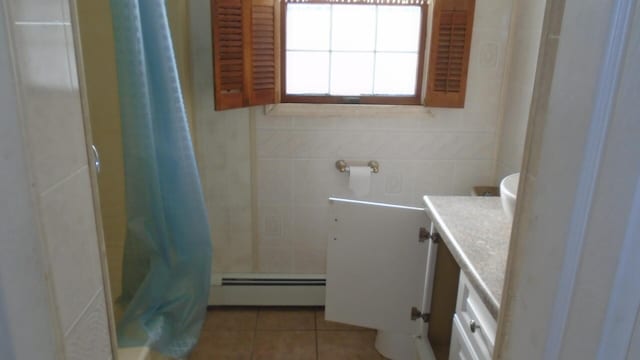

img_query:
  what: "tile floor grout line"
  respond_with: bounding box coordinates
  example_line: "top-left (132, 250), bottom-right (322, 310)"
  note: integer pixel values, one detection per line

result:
top-left (252, 308), bottom-right (259, 360)
top-left (315, 309), bottom-right (319, 360)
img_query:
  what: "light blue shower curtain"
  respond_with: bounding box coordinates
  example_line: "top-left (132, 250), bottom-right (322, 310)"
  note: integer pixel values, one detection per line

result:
top-left (109, 0), bottom-right (212, 357)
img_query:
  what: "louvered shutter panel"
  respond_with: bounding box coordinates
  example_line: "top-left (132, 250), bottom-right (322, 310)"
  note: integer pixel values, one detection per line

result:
top-left (250, 0), bottom-right (277, 104)
top-left (212, 0), bottom-right (277, 110)
top-left (425, 0), bottom-right (475, 108)
top-left (212, 0), bottom-right (245, 110)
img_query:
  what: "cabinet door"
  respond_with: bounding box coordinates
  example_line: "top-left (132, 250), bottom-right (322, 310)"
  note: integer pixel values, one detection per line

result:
top-left (450, 315), bottom-right (479, 360)
top-left (325, 198), bottom-right (430, 335)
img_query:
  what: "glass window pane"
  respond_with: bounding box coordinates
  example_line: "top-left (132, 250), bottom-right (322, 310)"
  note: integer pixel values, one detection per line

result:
top-left (331, 5), bottom-right (376, 51)
top-left (374, 53), bottom-right (418, 95)
top-left (287, 4), bottom-right (331, 51)
top-left (287, 51), bottom-right (330, 94)
top-left (330, 52), bottom-right (374, 95)
top-left (376, 6), bottom-right (421, 52)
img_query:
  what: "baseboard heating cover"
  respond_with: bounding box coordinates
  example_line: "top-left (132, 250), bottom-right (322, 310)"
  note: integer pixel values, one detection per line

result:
top-left (209, 274), bottom-right (326, 306)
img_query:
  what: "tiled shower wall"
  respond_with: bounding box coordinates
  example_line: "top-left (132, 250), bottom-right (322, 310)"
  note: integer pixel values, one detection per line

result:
top-left (4, 0), bottom-right (112, 357)
top-left (191, 0), bottom-right (514, 276)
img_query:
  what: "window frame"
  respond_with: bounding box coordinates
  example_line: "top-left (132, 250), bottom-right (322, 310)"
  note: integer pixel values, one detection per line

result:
top-left (279, 0), bottom-right (429, 105)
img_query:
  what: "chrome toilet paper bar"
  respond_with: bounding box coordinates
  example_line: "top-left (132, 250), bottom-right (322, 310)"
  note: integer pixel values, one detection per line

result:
top-left (335, 160), bottom-right (379, 174)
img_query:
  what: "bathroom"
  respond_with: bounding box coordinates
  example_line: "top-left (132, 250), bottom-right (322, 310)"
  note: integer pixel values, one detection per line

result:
top-left (0, 0), bottom-right (639, 359)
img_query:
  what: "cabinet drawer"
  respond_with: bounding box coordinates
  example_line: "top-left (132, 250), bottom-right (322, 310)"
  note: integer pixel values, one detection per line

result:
top-left (449, 314), bottom-right (479, 360)
top-left (455, 272), bottom-right (496, 359)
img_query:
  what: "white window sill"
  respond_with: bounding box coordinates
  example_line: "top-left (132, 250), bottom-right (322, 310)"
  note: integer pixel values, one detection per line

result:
top-left (264, 103), bottom-right (442, 119)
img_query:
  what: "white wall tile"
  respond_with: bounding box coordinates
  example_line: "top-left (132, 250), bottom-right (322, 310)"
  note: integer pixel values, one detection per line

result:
top-left (40, 167), bottom-right (102, 332)
top-left (413, 161), bottom-right (457, 199)
top-left (64, 289), bottom-right (111, 360)
top-left (257, 159), bottom-right (293, 206)
top-left (13, 24), bottom-right (87, 192)
top-left (8, 0), bottom-right (65, 23)
top-left (257, 245), bottom-right (293, 273)
top-left (292, 206), bottom-right (329, 274)
top-left (452, 160), bottom-right (496, 195)
top-left (292, 159), bottom-right (348, 205)
top-left (494, 0), bottom-right (546, 179)
top-left (223, 230), bottom-right (254, 273)
top-left (257, 206), bottom-right (293, 249)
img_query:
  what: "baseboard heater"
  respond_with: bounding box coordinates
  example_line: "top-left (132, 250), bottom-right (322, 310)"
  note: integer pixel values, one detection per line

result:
top-left (209, 275), bottom-right (326, 306)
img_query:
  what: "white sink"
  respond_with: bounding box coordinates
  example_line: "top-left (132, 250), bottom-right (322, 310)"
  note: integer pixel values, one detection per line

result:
top-left (500, 173), bottom-right (520, 219)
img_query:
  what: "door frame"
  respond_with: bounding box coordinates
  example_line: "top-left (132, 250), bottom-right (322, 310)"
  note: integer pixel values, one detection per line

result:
top-left (67, 0), bottom-right (120, 356)
top-left (496, 0), bottom-right (640, 358)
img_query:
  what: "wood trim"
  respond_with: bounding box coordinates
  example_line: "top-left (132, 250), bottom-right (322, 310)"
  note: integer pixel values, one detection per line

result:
top-left (211, 0), bottom-right (246, 110)
top-left (425, 0), bottom-right (475, 108)
top-left (283, 94), bottom-right (422, 105)
top-left (285, 0), bottom-right (426, 5)
top-left (415, 2), bottom-right (429, 102)
top-left (212, 0), bottom-right (278, 110)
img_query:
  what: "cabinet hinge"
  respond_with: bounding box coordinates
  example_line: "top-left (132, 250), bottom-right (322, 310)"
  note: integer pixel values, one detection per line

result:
top-left (419, 227), bottom-right (430, 243)
top-left (431, 232), bottom-right (442, 244)
top-left (411, 307), bottom-right (430, 322)
top-left (419, 227), bottom-right (441, 244)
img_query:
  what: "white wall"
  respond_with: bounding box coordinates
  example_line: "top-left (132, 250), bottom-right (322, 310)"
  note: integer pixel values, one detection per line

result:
top-left (191, 0), bottom-right (515, 275)
top-left (1, 0), bottom-right (112, 358)
top-left (494, 0), bottom-right (546, 180)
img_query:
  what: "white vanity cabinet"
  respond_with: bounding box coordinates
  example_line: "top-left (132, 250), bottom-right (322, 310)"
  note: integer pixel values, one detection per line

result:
top-left (325, 198), bottom-right (439, 360)
top-left (325, 196), bottom-right (505, 360)
top-left (449, 272), bottom-right (497, 360)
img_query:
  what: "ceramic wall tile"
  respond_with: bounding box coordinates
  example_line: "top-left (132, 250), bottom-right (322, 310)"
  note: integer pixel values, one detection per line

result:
top-left (292, 206), bottom-right (329, 274)
top-left (8, 0), bottom-right (65, 23)
top-left (13, 24), bottom-right (87, 192)
top-left (292, 160), bottom-right (349, 205)
top-left (494, 0), bottom-right (546, 180)
top-left (40, 168), bottom-right (102, 332)
top-left (64, 289), bottom-right (111, 360)
top-left (452, 160), bottom-right (496, 195)
top-left (257, 245), bottom-right (294, 273)
top-left (413, 161), bottom-right (457, 198)
top-left (258, 206), bottom-right (293, 249)
top-left (223, 230), bottom-right (254, 272)
top-left (258, 159), bottom-right (294, 206)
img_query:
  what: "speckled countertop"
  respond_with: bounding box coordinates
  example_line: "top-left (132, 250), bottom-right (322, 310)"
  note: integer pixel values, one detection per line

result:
top-left (423, 196), bottom-right (513, 320)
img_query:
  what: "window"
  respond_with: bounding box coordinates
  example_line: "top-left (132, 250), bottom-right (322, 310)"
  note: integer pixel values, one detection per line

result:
top-left (211, 0), bottom-right (476, 110)
top-left (282, 1), bottom-right (428, 105)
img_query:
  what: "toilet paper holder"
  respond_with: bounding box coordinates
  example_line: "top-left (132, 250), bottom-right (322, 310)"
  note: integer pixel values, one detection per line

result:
top-left (335, 160), bottom-right (379, 174)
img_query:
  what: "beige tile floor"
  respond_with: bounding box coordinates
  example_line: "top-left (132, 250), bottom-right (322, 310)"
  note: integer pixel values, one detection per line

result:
top-left (189, 307), bottom-right (388, 360)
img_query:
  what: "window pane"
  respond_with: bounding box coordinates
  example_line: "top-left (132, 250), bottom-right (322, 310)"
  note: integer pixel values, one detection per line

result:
top-left (331, 5), bottom-right (376, 51)
top-left (330, 52), bottom-right (374, 95)
top-left (376, 6), bottom-right (421, 52)
top-left (374, 53), bottom-right (417, 95)
top-left (287, 51), bottom-right (330, 94)
top-left (287, 4), bottom-right (331, 51)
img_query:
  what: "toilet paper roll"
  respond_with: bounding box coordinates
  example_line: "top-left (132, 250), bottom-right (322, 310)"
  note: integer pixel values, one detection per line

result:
top-left (349, 166), bottom-right (372, 197)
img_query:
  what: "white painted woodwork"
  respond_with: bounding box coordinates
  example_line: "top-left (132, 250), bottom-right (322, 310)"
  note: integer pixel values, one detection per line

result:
top-left (417, 222), bottom-right (440, 339)
top-left (325, 198), bottom-right (430, 335)
top-left (454, 273), bottom-right (495, 360)
top-left (496, 0), bottom-right (640, 358)
top-left (450, 315), bottom-right (479, 360)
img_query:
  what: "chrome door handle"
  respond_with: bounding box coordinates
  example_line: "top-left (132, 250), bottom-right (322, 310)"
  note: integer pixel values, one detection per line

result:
top-left (91, 145), bottom-right (101, 174)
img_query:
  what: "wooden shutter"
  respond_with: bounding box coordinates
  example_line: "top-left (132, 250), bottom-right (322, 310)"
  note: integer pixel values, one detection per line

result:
top-left (212, 0), bottom-right (278, 110)
top-left (425, 0), bottom-right (475, 108)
